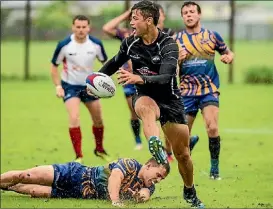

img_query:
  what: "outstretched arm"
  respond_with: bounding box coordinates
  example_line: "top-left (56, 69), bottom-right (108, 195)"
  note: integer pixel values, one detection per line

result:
top-left (99, 39), bottom-right (130, 76)
top-left (108, 168), bottom-right (124, 205)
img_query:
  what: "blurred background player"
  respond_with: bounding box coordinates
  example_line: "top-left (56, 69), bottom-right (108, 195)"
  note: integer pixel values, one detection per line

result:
top-left (0, 157), bottom-right (169, 207)
top-left (175, 2), bottom-right (234, 180)
top-left (50, 15), bottom-right (110, 163)
top-left (103, 10), bottom-right (143, 151)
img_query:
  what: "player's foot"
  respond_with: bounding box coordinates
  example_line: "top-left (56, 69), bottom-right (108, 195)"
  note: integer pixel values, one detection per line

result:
top-left (210, 159), bottom-right (221, 180)
top-left (190, 135), bottom-right (199, 153)
top-left (74, 157), bottom-right (83, 164)
top-left (148, 136), bottom-right (168, 164)
top-left (210, 172), bottom-right (221, 180)
top-left (183, 186), bottom-right (205, 208)
top-left (94, 149), bottom-right (111, 162)
top-left (134, 143), bottom-right (143, 150)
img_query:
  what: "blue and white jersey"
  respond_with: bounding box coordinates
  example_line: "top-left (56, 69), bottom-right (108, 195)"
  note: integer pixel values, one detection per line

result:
top-left (51, 34), bottom-right (108, 85)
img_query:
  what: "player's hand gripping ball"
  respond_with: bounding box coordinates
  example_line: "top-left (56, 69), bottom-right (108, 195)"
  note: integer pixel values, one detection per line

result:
top-left (86, 72), bottom-right (116, 98)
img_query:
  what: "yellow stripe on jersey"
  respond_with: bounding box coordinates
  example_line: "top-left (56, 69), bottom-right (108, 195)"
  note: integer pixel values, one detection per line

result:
top-left (199, 30), bottom-right (215, 55)
top-left (182, 33), bottom-right (201, 57)
top-left (188, 82), bottom-right (193, 95)
top-left (201, 76), bottom-right (210, 95)
top-left (192, 35), bottom-right (211, 59)
top-left (193, 76), bottom-right (202, 96)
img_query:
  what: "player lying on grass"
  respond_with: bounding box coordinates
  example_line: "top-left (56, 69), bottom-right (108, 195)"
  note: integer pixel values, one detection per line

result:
top-left (0, 157), bottom-right (169, 207)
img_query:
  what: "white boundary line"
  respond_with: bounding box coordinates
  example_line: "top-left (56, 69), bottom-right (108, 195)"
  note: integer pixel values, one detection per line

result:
top-left (223, 128), bottom-right (273, 135)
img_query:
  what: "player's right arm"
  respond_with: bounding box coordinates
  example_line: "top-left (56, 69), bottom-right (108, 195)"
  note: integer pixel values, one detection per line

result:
top-left (108, 168), bottom-right (125, 206)
top-left (51, 41), bottom-right (66, 98)
top-left (108, 158), bottom-right (139, 205)
top-left (99, 38), bottom-right (130, 76)
top-left (102, 10), bottom-right (131, 38)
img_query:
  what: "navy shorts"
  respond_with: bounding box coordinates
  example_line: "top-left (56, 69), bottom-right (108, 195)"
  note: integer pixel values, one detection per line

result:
top-left (51, 162), bottom-right (96, 199)
top-left (182, 92), bottom-right (219, 117)
top-left (61, 80), bottom-right (98, 103)
top-left (123, 84), bottom-right (136, 97)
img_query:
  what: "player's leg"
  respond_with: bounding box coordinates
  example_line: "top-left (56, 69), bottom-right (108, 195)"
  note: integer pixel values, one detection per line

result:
top-left (161, 100), bottom-right (204, 208)
top-left (200, 93), bottom-right (221, 180)
top-left (133, 95), bottom-right (167, 164)
top-left (127, 96), bottom-right (142, 150)
top-left (62, 81), bottom-right (83, 162)
top-left (183, 96), bottom-right (200, 152)
top-left (65, 97), bottom-right (82, 161)
top-left (124, 84), bottom-right (142, 150)
top-left (164, 134), bottom-right (174, 163)
top-left (1, 165), bottom-right (54, 189)
top-left (84, 97), bottom-right (109, 160)
top-left (8, 184), bottom-right (52, 198)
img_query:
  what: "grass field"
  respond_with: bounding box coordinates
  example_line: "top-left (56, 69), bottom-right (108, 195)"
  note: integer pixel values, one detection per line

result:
top-left (1, 40), bottom-right (273, 208)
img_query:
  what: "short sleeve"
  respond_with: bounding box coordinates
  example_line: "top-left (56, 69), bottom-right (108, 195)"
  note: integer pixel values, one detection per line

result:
top-left (213, 31), bottom-right (227, 54)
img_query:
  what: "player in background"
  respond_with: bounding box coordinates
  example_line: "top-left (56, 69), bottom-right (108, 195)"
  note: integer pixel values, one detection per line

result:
top-left (1, 157), bottom-right (169, 207)
top-left (175, 2), bottom-right (234, 180)
top-left (98, 1), bottom-right (204, 208)
top-left (50, 15), bottom-right (109, 163)
top-left (103, 10), bottom-right (143, 151)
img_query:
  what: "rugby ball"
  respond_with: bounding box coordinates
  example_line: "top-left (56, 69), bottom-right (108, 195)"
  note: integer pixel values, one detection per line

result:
top-left (86, 72), bottom-right (116, 98)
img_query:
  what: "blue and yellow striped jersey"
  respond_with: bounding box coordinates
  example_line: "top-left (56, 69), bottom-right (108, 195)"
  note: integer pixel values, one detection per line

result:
top-left (175, 28), bottom-right (227, 96)
top-left (92, 158), bottom-right (155, 200)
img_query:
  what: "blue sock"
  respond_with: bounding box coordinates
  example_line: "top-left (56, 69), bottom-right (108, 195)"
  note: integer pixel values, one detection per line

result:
top-left (210, 159), bottom-right (219, 173)
top-left (135, 136), bottom-right (141, 144)
top-left (131, 120), bottom-right (142, 144)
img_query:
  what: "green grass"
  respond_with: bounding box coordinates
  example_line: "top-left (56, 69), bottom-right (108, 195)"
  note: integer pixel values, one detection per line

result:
top-left (1, 40), bottom-right (273, 208)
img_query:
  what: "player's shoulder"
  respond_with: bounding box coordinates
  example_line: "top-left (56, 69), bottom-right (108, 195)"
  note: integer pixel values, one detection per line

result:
top-left (56, 34), bottom-right (73, 48)
top-left (123, 35), bottom-right (140, 47)
top-left (159, 31), bottom-right (177, 47)
top-left (162, 27), bottom-right (176, 36)
top-left (88, 35), bottom-right (104, 46)
top-left (119, 158), bottom-right (140, 165)
top-left (203, 28), bottom-right (221, 37)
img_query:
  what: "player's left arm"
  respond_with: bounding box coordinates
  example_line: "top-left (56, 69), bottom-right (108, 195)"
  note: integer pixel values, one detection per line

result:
top-left (214, 31), bottom-right (234, 64)
top-left (95, 40), bottom-right (108, 65)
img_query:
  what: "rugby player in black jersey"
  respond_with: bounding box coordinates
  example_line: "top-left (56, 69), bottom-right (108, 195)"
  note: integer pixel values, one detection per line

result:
top-left (97, 1), bottom-right (204, 208)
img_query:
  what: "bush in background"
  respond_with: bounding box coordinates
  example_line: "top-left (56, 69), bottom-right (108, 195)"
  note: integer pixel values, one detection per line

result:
top-left (244, 66), bottom-right (273, 84)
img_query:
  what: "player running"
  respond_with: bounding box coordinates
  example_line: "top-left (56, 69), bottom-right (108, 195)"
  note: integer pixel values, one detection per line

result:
top-left (0, 158), bottom-right (169, 206)
top-left (50, 15), bottom-right (109, 163)
top-left (97, 1), bottom-right (204, 208)
top-left (175, 2), bottom-right (234, 180)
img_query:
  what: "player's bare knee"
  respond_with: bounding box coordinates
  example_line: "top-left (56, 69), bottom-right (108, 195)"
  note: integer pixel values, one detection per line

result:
top-left (69, 115), bottom-right (80, 126)
top-left (207, 124), bottom-right (218, 137)
top-left (136, 105), bottom-right (152, 118)
top-left (18, 172), bottom-right (31, 182)
top-left (173, 148), bottom-right (190, 163)
top-left (93, 118), bottom-right (103, 127)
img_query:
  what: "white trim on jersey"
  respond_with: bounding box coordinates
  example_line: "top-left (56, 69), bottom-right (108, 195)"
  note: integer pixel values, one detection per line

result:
top-left (51, 34), bottom-right (108, 86)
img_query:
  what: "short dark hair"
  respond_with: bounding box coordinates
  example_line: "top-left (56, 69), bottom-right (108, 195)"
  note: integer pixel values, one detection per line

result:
top-left (146, 157), bottom-right (170, 175)
top-left (73, 15), bottom-right (90, 24)
top-left (131, 0), bottom-right (159, 26)
top-left (181, 1), bottom-right (202, 14)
